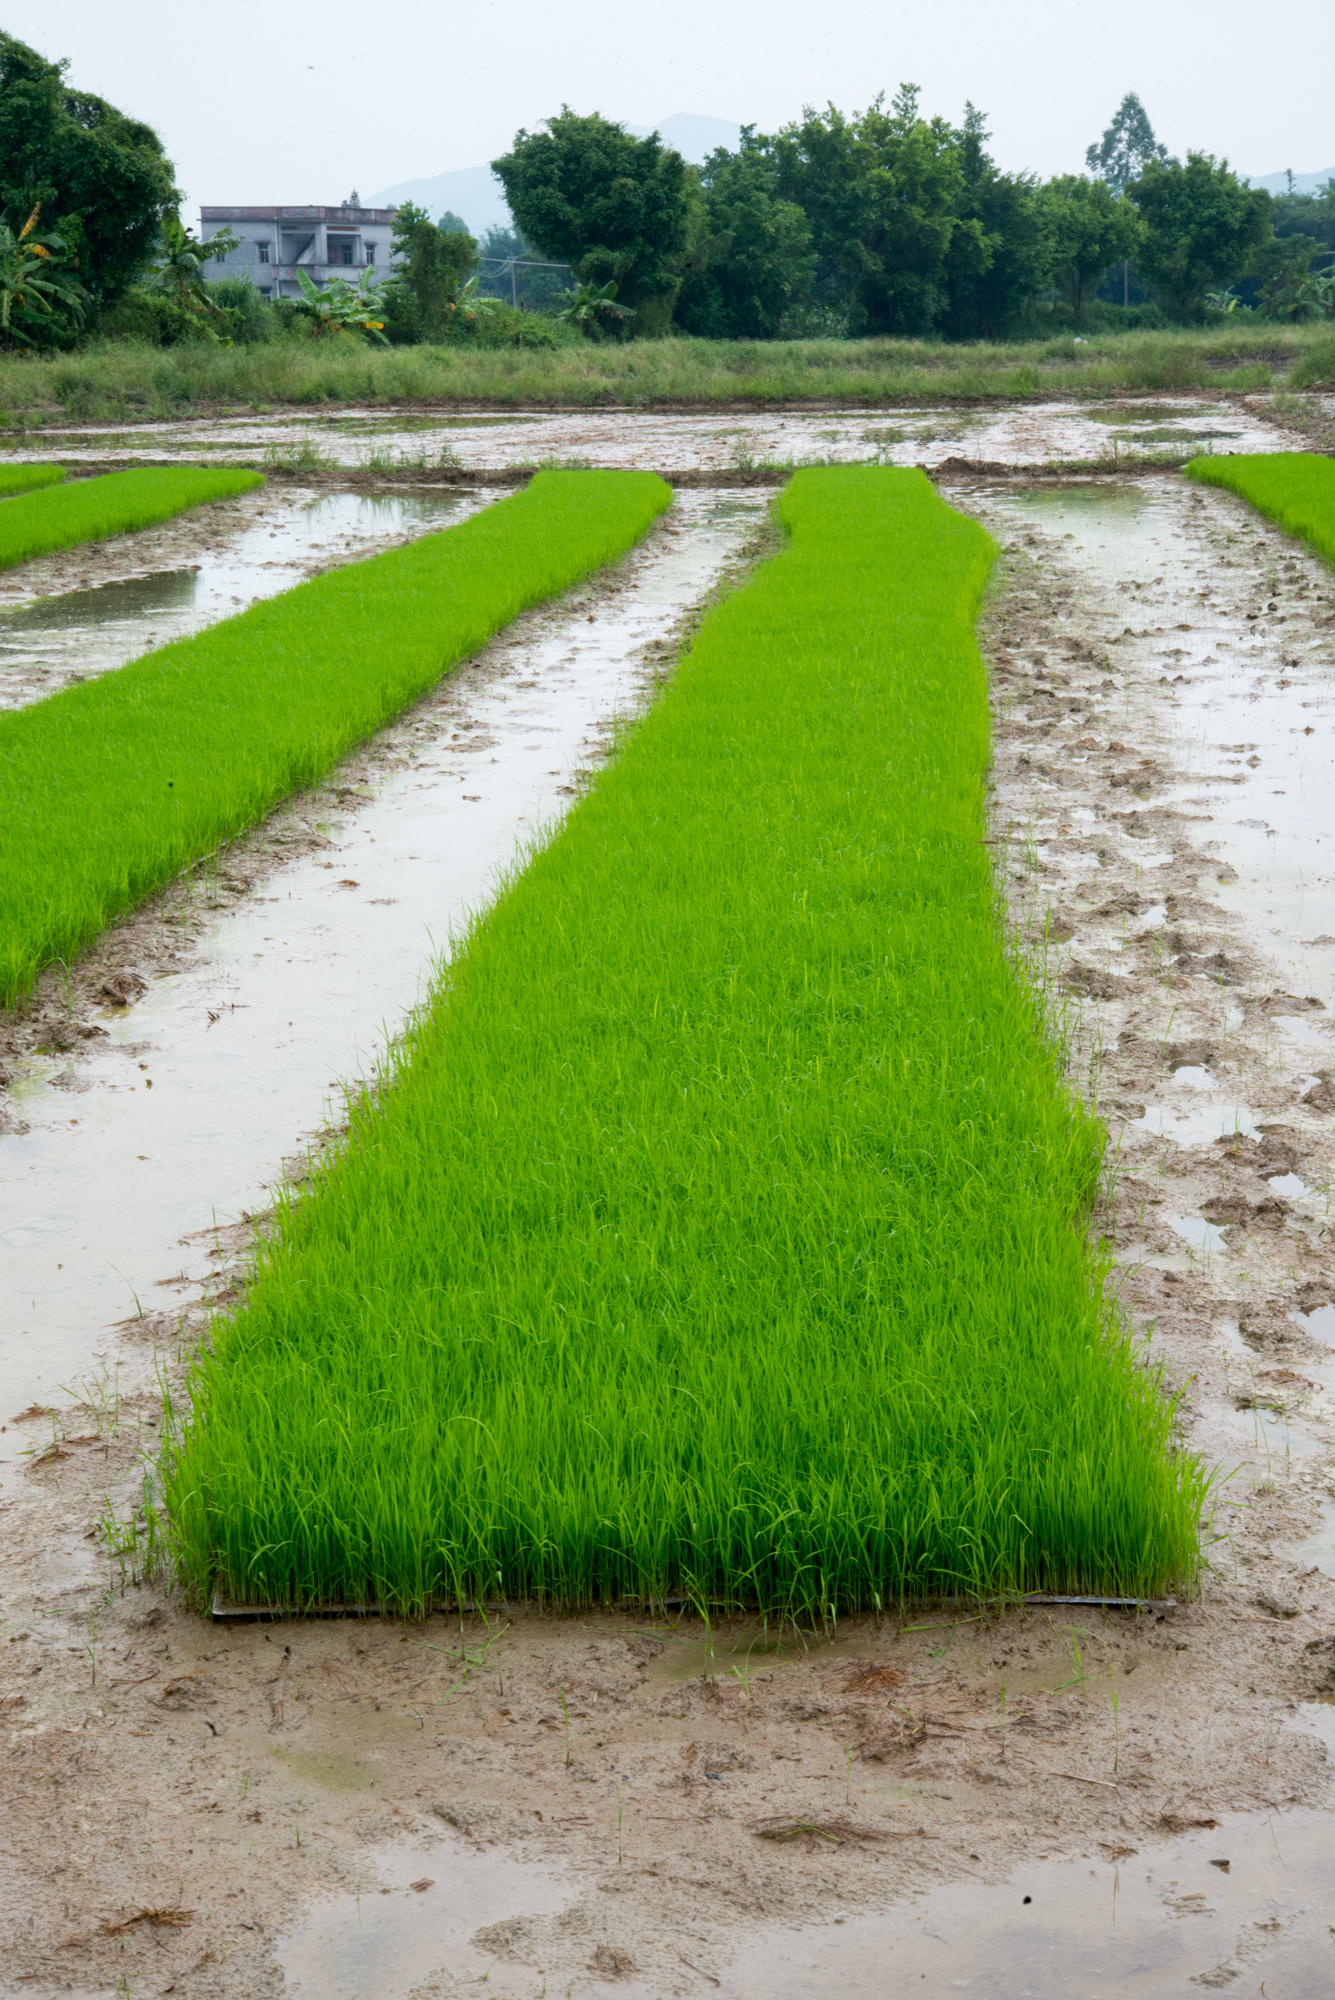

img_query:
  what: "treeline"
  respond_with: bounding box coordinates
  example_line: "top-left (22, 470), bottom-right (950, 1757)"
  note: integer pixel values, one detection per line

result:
top-left (491, 92), bottom-right (1334, 340)
top-left (1, 20), bottom-right (1331, 355)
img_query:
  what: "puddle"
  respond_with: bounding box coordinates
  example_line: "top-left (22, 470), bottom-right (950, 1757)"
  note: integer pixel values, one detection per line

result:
top-left (0, 486), bottom-right (492, 710)
top-left (1135, 1101), bottom-right (1262, 1147)
top-left (1293, 1497), bottom-right (1335, 1577)
top-left (284, 1805), bottom-right (1335, 1999)
top-left (1167, 1213), bottom-right (1231, 1256)
top-left (277, 1836), bottom-right (574, 1999)
top-left (0, 492), bottom-right (767, 1444)
top-left (670, 1808), bottom-right (1335, 1999)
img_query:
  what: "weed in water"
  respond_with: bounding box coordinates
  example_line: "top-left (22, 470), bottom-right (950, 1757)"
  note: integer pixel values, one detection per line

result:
top-left (163, 467), bottom-right (1206, 1617)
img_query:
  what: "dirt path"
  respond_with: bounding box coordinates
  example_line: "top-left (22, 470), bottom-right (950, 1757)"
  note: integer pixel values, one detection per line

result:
top-left (2, 465), bottom-right (1335, 1997)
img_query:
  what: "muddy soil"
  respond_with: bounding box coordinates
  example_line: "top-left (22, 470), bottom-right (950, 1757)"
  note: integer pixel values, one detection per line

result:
top-left (5, 390), bottom-right (1315, 479)
top-left (0, 481), bottom-right (490, 711)
top-left (3, 463), bottom-right (1335, 1997)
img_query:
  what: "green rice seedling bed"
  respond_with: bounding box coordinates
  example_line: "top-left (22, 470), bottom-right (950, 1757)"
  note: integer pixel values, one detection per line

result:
top-left (0, 470), bottom-right (670, 1004)
top-left (165, 466), bottom-right (1204, 1620)
top-left (0, 463), bottom-right (64, 498)
top-left (1186, 451), bottom-right (1335, 565)
top-left (0, 466), bottom-right (263, 570)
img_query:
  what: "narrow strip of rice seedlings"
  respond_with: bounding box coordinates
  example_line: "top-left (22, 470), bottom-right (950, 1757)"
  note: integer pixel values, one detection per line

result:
top-left (164, 466), bottom-right (1207, 1619)
top-left (0, 466), bottom-right (262, 569)
top-left (0, 470), bottom-right (670, 1004)
top-left (1185, 450), bottom-right (1335, 565)
top-left (0, 462), bottom-right (64, 498)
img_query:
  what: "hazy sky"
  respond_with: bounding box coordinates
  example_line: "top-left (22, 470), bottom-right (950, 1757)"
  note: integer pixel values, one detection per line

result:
top-left (12, 0), bottom-right (1332, 215)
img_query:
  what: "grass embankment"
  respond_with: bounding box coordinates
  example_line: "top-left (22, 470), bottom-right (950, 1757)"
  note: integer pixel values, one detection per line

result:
top-left (0, 467), bottom-right (263, 569)
top-left (2, 326), bottom-right (1333, 424)
top-left (0, 470), bottom-right (669, 1004)
top-left (0, 463), bottom-right (64, 496)
top-left (164, 465), bottom-right (1205, 1619)
top-left (1186, 450), bottom-right (1335, 564)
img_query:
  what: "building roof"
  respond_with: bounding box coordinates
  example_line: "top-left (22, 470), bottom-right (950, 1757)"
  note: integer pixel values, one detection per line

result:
top-left (200, 205), bottom-right (397, 225)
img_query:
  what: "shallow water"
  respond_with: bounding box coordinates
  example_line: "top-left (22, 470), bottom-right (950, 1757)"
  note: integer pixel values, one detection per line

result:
top-left (4, 395), bottom-right (1298, 478)
top-left (0, 491), bottom-right (766, 1452)
top-left (977, 478), bottom-right (1335, 1016)
top-left (277, 1838), bottom-right (574, 1999)
top-left (275, 1805), bottom-right (1335, 1999)
top-left (0, 486), bottom-right (490, 711)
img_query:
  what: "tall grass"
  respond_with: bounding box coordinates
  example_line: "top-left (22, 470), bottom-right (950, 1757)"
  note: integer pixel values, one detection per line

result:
top-left (0, 463), bottom-right (64, 496)
top-left (0, 470), bottom-right (670, 1003)
top-left (1186, 450), bottom-right (1335, 564)
top-left (0, 467), bottom-right (262, 569)
top-left (1, 324), bottom-right (1331, 422)
top-left (163, 466), bottom-right (1205, 1619)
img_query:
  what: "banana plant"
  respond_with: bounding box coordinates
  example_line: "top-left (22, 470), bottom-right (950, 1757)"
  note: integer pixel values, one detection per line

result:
top-left (152, 214), bottom-right (240, 313)
top-left (293, 267), bottom-right (390, 343)
top-left (555, 279), bottom-right (632, 339)
top-left (0, 204), bottom-right (88, 348)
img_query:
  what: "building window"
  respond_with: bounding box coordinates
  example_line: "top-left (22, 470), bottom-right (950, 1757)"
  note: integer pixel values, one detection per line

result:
top-left (256, 241), bottom-right (270, 262)
top-left (365, 242), bottom-right (377, 264)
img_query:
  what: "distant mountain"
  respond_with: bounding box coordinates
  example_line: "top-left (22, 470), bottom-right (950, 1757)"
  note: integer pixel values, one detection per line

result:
top-left (1248, 167), bottom-right (1335, 194)
top-left (366, 164), bottom-right (514, 235)
top-left (368, 114), bottom-right (744, 232)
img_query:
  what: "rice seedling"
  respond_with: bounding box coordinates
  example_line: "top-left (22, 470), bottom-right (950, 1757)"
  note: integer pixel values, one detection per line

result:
top-left (0, 462), bottom-right (64, 497)
top-left (0, 467), bottom-right (262, 570)
top-left (1185, 451), bottom-right (1335, 565)
top-left (163, 466), bottom-right (1206, 1619)
top-left (0, 470), bottom-right (670, 1004)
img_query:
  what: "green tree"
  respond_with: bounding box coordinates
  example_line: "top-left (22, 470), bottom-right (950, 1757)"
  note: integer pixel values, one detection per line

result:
top-left (0, 32), bottom-right (177, 312)
top-left (767, 87), bottom-right (965, 337)
top-left (673, 134), bottom-right (816, 339)
top-left (493, 108), bottom-right (691, 335)
top-left (1085, 92), bottom-right (1170, 196)
top-left (1043, 175), bottom-right (1143, 322)
top-left (1130, 153), bottom-right (1271, 321)
top-left (942, 105), bottom-right (1051, 340)
top-left (382, 200), bottom-right (475, 342)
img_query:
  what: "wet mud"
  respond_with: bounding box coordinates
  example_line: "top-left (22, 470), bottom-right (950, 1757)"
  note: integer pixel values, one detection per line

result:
top-left (0, 483), bottom-right (492, 710)
top-left (6, 389), bottom-right (1323, 481)
top-left (3, 438), bottom-right (1335, 1996)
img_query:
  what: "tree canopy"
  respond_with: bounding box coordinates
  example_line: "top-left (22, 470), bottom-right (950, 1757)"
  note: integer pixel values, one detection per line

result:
top-left (1044, 175), bottom-right (1143, 321)
top-left (1130, 153), bottom-right (1272, 319)
top-left (1086, 92), bottom-right (1170, 197)
top-left (493, 109), bottom-right (691, 334)
top-left (673, 134), bottom-right (815, 339)
top-left (383, 202), bottom-right (475, 343)
top-left (0, 31), bottom-right (177, 307)
top-left (766, 88), bottom-right (965, 337)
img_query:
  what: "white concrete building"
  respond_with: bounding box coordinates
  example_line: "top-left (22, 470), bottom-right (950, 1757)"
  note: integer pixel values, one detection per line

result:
top-left (199, 197), bottom-right (398, 298)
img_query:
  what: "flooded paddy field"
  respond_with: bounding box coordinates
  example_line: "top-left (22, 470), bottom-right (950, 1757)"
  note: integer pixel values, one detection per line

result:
top-left (2, 422), bottom-right (1335, 1995)
top-left (3, 388), bottom-right (1327, 480)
